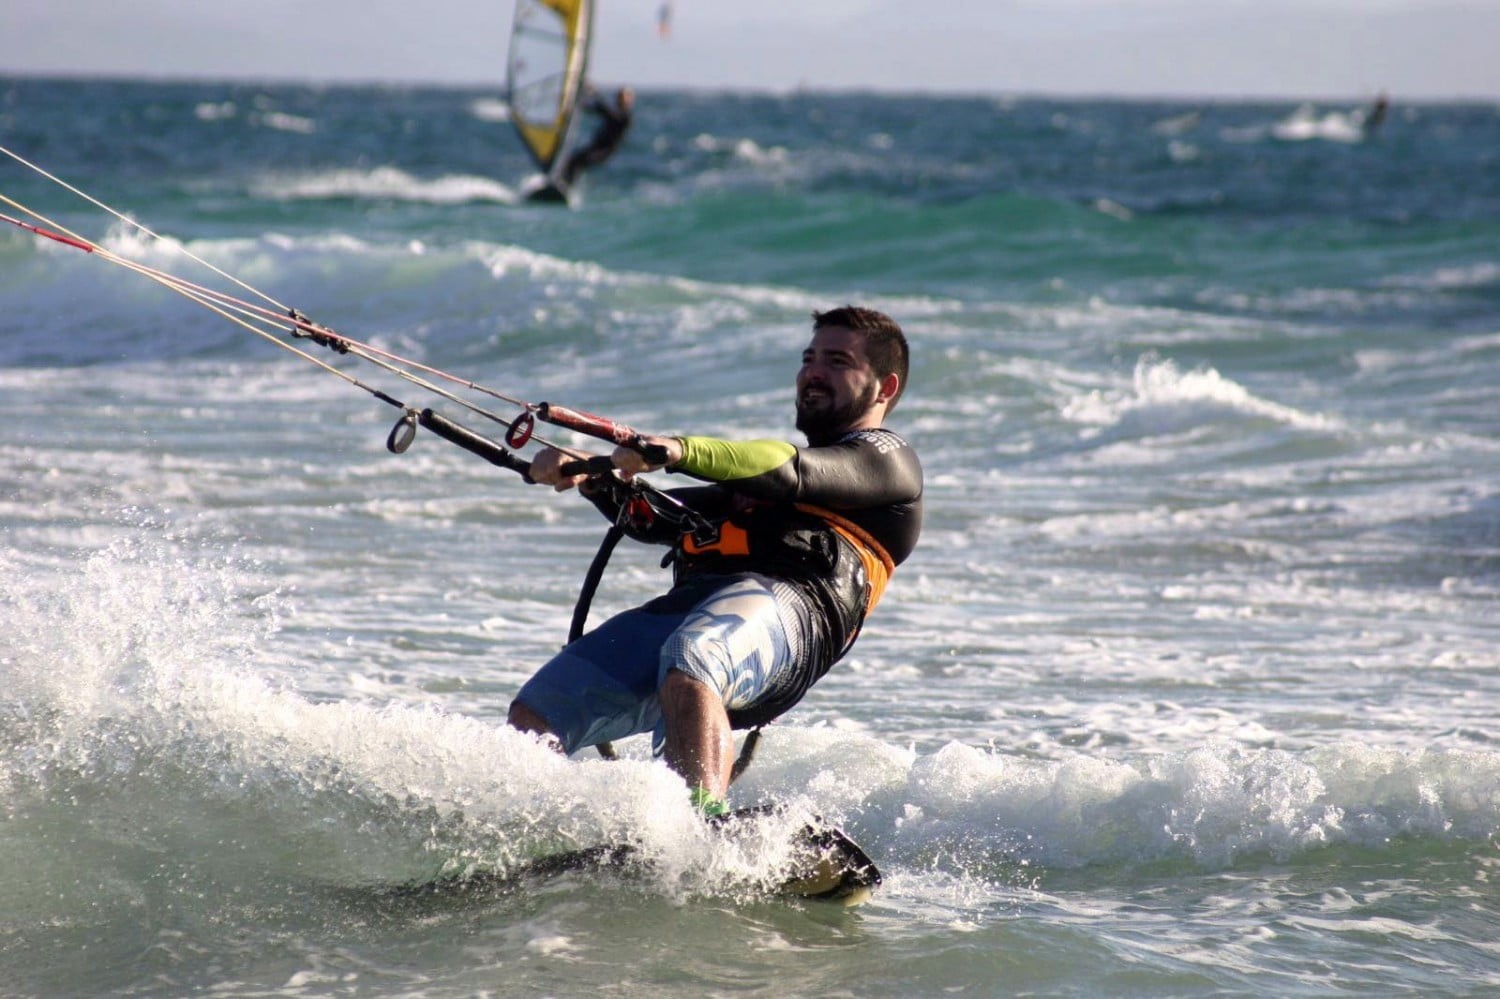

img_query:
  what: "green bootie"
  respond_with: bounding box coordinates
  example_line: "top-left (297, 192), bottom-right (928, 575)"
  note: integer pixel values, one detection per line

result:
top-left (689, 785), bottom-right (729, 819)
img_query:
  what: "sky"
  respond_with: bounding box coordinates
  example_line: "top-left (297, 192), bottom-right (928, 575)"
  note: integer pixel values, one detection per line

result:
top-left (2, 0), bottom-right (1498, 101)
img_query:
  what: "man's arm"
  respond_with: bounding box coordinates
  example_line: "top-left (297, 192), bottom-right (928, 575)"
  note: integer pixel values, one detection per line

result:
top-left (671, 431), bottom-right (921, 511)
top-left (580, 88), bottom-right (606, 115)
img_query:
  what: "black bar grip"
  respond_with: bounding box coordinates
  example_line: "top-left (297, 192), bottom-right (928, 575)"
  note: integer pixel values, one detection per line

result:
top-left (558, 455), bottom-right (618, 477)
top-left (638, 442), bottom-right (671, 466)
top-left (418, 409), bottom-right (533, 481)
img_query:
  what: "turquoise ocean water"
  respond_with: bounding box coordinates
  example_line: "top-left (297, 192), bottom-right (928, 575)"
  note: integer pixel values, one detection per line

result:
top-left (2, 77), bottom-right (1498, 996)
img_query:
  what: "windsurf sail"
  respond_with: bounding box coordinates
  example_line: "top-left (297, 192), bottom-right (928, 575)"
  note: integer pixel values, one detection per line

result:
top-left (506, 0), bottom-right (595, 177)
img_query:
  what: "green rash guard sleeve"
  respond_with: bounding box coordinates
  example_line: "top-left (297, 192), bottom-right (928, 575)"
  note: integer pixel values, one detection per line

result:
top-left (674, 436), bottom-right (796, 483)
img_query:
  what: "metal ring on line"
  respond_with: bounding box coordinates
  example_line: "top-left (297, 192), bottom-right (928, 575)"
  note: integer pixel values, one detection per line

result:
top-left (505, 410), bottom-right (536, 448)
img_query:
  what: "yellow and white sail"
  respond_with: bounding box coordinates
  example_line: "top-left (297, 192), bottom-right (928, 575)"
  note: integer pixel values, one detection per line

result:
top-left (506, 0), bottom-right (595, 176)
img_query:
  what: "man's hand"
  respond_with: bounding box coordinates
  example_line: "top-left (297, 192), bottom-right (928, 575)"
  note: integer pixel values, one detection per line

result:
top-left (528, 447), bottom-right (594, 492)
top-left (530, 436), bottom-right (679, 490)
top-left (611, 435), bottom-right (682, 479)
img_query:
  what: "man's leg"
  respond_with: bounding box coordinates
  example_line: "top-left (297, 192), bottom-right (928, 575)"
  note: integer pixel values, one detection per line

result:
top-left (659, 669), bottom-right (734, 801)
top-left (657, 575), bottom-right (809, 812)
top-left (507, 700), bottom-right (564, 753)
top-left (510, 603), bottom-right (684, 756)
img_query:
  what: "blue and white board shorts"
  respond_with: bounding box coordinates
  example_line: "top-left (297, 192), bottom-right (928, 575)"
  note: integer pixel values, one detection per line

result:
top-left (515, 572), bottom-right (813, 755)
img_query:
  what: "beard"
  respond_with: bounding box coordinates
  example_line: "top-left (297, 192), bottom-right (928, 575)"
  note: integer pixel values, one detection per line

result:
top-left (795, 378), bottom-right (879, 445)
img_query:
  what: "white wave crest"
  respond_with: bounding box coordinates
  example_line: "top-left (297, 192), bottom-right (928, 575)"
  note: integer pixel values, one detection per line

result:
top-left (1063, 355), bottom-right (1340, 438)
top-left (255, 110), bottom-right (316, 134)
top-left (1271, 104), bottom-right (1366, 144)
top-left (253, 167), bottom-right (516, 205)
top-left (469, 97), bottom-right (511, 122)
top-left (882, 739), bottom-right (1500, 872)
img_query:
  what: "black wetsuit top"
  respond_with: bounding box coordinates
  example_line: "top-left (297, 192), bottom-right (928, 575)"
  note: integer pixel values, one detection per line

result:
top-left (559, 95), bottom-right (633, 185)
top-left (584, 428), bottom-right (923, 726)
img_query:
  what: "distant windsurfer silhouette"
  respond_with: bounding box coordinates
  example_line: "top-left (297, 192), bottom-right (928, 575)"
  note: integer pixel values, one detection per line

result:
top-left (526, 86), bottom-right (634, 203)
top-left (1362, 92), bottom-right (1389, 137)
top-left (559, 86), bottom-right (634, 187)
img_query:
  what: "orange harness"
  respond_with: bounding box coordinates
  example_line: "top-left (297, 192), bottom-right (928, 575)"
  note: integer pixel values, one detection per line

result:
top-left (679, 503), bottom-right (895, 612)
top-left (680, 521), bottom-right (752, 557)
top-left (795, 503), bottom-right (895, 611)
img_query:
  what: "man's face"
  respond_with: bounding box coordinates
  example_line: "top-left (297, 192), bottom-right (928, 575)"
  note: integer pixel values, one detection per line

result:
top-left (795, 325), bottom-right (881, 444)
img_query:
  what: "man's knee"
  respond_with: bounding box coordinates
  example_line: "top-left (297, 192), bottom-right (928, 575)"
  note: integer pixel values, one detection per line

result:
top-left (508, 699), bottom-right (565, 753)
top-left (659, 668), bottom-right (716, 715)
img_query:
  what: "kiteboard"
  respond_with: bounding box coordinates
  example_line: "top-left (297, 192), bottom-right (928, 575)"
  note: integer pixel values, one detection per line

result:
top-left (381, 806), bottom-right (881, 907)
top-left (505, 0), bottom-right (594, 203)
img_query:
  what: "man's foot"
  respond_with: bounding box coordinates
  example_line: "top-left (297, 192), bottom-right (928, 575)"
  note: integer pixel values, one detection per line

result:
top-left (689, 785), bottom-right (729, 819)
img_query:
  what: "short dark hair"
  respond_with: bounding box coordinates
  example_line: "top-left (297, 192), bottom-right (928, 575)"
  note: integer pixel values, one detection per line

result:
top-left (811, 305), bottom-right (909, 412)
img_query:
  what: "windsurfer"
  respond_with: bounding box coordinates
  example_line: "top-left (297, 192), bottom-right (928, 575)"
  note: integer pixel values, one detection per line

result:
top-left (1363, 92), bottom-right (1390, 136)
top-left (508, 307), bottom-right (924, 817)
top-left (557, 86), bottom-right (635, 187)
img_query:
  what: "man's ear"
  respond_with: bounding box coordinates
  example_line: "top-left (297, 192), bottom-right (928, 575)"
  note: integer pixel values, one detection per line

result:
top-left (877, 372), bottom-right (901, 405)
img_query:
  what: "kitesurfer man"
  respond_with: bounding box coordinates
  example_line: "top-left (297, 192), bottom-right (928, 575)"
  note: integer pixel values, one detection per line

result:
top-left (509, 306), bottom-right (923, 817)
top-left (557, 86), bottom-right (634, 187)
